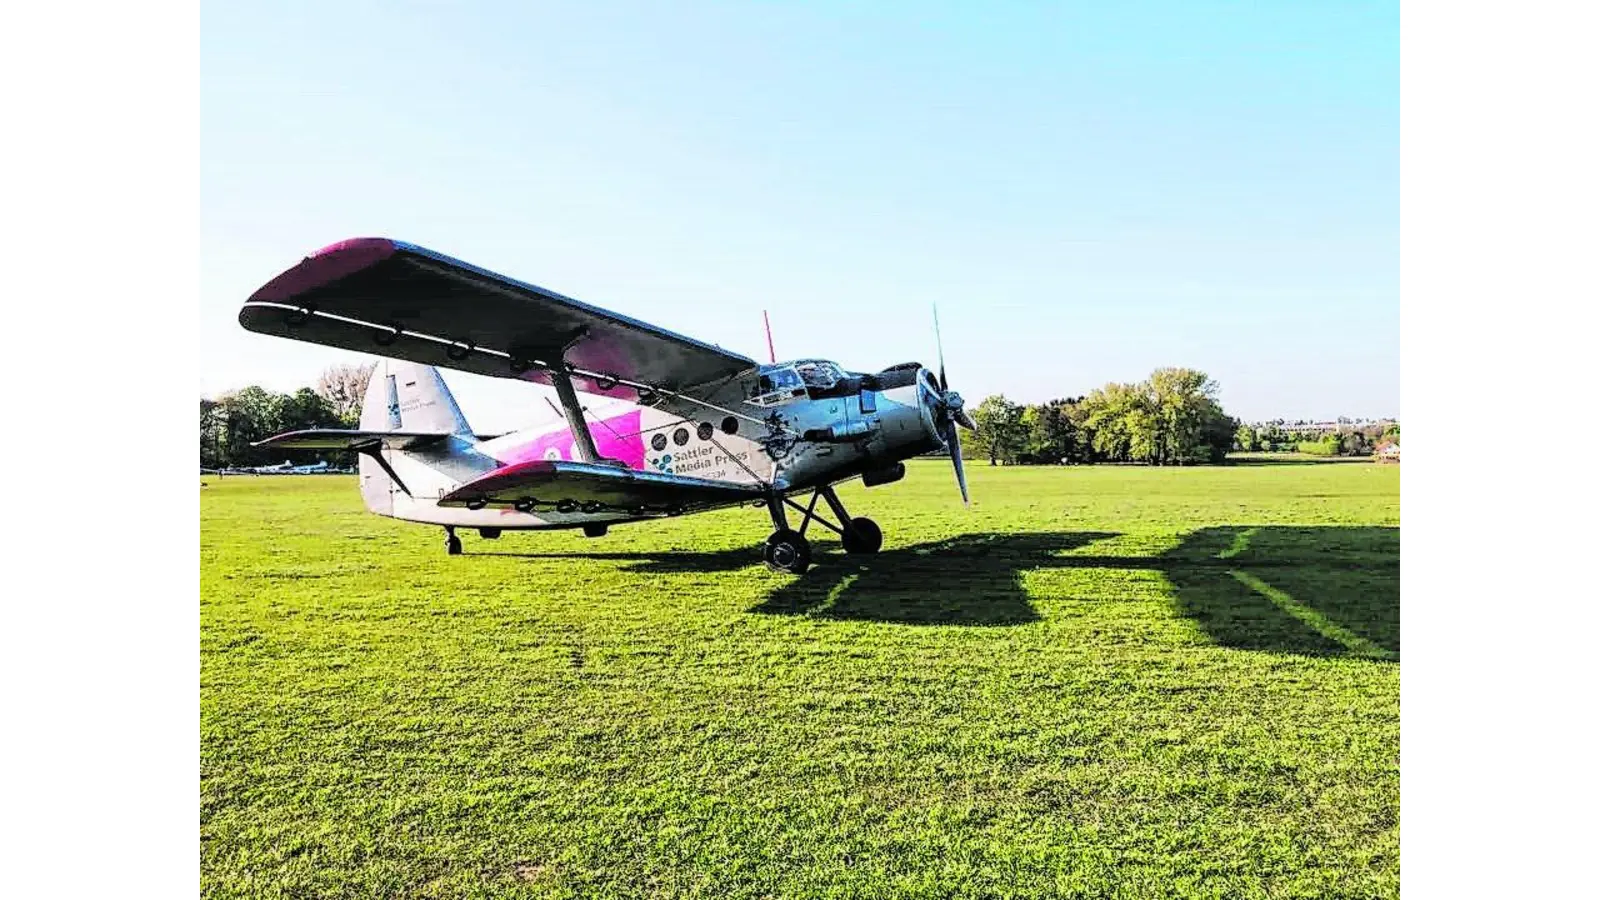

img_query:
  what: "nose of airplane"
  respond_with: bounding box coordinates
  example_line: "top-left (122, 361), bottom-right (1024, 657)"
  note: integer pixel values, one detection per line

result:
top-left (868, 364), bottom-right (974, 504)
top-left (915, 365), bottom-right (974, 505)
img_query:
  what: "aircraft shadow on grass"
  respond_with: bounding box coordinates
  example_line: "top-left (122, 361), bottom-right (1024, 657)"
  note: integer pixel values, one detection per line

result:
top-left (475, 526), bottom-right (1398, 659)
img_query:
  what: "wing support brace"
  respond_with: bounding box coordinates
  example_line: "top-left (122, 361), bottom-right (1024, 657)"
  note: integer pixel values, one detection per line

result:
top-left (548, 366), bottom-right (602, 464)
top-left (349, 440), bottom-right (413, 497)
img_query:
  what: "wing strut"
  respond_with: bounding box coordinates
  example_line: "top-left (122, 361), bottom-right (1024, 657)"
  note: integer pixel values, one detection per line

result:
top-left (549, 367), bottom-right (602, 463)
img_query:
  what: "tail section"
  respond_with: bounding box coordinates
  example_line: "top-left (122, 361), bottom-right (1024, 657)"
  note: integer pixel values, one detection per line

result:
top-left (358, 361), bottom-right (483, 516)
top-left (361, 360), bottom-right (472, 435)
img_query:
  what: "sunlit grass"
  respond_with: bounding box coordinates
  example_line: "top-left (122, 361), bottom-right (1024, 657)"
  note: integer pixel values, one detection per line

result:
top-left (201, 459), bottom-right (1399, 898)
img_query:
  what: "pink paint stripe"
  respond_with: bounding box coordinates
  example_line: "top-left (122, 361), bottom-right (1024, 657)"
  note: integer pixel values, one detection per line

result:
top-left (501, 410), bottom-right (647, 471)
top-left (247, 237), bottom-right (398, 303)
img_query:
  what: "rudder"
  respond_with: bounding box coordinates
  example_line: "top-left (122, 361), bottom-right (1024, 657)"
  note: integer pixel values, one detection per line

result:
top-left (360, 361), bottom-right (473, 435)
top-left (358, 361), bottom-right (474, 515)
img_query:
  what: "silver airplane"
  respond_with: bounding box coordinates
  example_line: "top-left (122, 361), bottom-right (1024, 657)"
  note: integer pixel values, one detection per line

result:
top-left (238, 238), bottom-right (975, 574)
top-left (223, 460), bottom-right (296, 475)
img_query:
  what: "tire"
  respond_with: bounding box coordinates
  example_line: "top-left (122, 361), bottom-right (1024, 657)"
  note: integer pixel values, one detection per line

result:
top-left (583, 524), bottom-right (608, 538)
top-left (446, 536), bottom-right (463, 555)
top-left (841, 517), bottom-right (883, 555)
top-left (763, 529), bottom-right (812, 574)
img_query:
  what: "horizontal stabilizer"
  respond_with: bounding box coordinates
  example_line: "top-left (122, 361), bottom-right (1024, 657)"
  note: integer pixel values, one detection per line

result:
top-left (252, 429), bottom-right (463, 451)
top-left (438, 459), bottom-right (764, 515)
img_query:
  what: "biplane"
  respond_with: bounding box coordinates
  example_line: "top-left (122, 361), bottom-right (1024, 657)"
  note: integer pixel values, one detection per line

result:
top-left (238, 238), bottom-right (974, 574)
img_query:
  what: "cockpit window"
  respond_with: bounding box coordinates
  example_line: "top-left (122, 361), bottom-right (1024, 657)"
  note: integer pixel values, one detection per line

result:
top-left (794, 360), bottom-right (845, 389)
top-left (749, 365), bottom-right (806, 406)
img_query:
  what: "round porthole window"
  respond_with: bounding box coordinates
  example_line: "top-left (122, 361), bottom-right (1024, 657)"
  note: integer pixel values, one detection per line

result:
top-left (651, 433), bottom-right (668, 451)
top-left (697, 422), bottom-right (714, 441)
top-left (673, 427), bottom-right (690, 446)
top-left (721, 416), bottom-right (739, 434)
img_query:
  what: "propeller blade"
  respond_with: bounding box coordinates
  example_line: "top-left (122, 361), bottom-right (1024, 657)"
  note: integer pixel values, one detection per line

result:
top-left (933, 304), bottom-right (948, 392)
top-left (954, 408), bottom-right (977, 431)
top-left (948, 426), bottom-right (969, 506)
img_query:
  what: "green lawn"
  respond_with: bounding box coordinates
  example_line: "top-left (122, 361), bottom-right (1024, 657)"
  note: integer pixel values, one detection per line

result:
top-left (201, 459), bottom-right (1399, 899)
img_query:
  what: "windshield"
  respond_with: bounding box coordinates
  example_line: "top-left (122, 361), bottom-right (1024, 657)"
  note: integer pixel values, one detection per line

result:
top-left (760, 366), bottom-right (804, 394)
top-left (794, 360), bottom-right (845, 389)
top-left (749, 364), bottom-right (806, 405)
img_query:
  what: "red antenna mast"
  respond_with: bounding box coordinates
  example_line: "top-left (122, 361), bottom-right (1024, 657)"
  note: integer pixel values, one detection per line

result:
top-left (762, 310), bottom-right (776, 364)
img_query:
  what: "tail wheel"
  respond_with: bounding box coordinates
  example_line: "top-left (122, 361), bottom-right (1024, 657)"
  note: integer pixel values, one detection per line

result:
top-left (763, 529), bottom-right (812, 574)
top-left (841, 517), bottom-right (883, 555)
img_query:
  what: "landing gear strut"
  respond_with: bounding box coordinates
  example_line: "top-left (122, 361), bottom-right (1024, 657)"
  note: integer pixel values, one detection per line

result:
top-left (762, 485), bottom-right (881, 574)
top-left (444, 526), bottom-right (462, 556)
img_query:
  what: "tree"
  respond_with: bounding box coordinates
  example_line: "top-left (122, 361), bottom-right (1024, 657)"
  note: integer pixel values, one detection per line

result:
top-left (200, 399), bottom-right (227, 469)
top-left (316, 362), bottom-right (377, 426)
top-left (1080, 382), bottom-right (1147, 463)
top-left (1026, 398), bottom-right (1084, 464)
top-left (216, 386), bottom-right (284, 467)
top-left (1340, 429), bottom-right (1372, 457)
top-left (1075, 369), bottom-right (1235, 465)
top-left (970, 395), bottom-right (1028, 465)
top-left (1235, 424), bottom-right (1259, 452)
top-left (1146, 367), bottom-right (1235, 464)
top-left (281, 387), bottom-right (343, 433)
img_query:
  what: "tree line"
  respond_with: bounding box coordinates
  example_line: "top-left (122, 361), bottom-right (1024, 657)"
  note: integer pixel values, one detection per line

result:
top-left (959, 366), bottom-right (1396, 466)
top-left (201, 363), bottom-right (374, 469)
top-left (1235, 420), bottom-right (1399, 457)
top-left (964, 367), bottom-right (1239, 466)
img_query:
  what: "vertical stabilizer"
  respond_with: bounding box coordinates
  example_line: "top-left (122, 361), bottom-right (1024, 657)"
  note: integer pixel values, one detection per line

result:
top-left (357, 361), bottom-right (476, 515)
top-left (360, 361), bottom-right (473, 436)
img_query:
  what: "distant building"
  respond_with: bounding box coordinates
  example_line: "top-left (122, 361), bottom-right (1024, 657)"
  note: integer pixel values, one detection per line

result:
top-left (1375, 441), bottom-right (1400, 463)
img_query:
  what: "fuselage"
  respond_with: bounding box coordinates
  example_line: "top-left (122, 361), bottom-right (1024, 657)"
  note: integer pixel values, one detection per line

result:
top-left (363, 358), bottom-right (944, 531)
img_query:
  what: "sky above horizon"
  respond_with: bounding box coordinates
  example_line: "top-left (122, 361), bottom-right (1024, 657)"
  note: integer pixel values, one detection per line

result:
top-left (202, 1), bottom-right (1397, 434)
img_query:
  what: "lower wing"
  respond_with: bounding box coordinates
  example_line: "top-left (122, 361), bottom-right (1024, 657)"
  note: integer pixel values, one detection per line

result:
top-left (438, 459), bottom-right (764, 515)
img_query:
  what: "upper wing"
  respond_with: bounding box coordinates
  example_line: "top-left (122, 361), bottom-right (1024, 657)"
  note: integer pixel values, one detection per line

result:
top-left (238, 238), bottom-right (757, 399)
top-left (438, 459), bottom-right (764, 515)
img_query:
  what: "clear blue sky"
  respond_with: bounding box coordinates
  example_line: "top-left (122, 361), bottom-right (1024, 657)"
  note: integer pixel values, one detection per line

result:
top-left (202, 1), bottom-right (1397, 433)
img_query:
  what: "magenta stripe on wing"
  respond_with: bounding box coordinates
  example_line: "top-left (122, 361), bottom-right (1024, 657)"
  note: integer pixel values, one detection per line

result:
top-left (247, 237), bottom-right (398, 304)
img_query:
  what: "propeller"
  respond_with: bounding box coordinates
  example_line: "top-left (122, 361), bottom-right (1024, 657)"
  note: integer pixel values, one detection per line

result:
top-left (929, 304), bottom-right (974, 505)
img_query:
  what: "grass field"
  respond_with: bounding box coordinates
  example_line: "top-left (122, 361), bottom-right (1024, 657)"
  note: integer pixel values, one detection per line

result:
top-left (201, 459), bottom-right (1399, 899)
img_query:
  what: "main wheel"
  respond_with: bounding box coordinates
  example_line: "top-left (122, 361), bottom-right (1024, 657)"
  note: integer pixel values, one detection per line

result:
top-left (446, 534), bottom-right (463, 555)
top-left (583, 524), bottom-right (608, 538)
top-left (841, 516), bottom-right (883, 554)
top-left (763, 529), bottom-right (812, 574)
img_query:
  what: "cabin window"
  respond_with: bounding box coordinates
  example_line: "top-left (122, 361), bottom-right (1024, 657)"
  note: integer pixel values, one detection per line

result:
top-left (748, 365), bottom-right (806, 406)
top-left (794, 360), bottom-right (845, 390)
